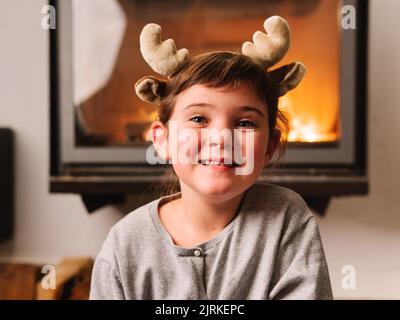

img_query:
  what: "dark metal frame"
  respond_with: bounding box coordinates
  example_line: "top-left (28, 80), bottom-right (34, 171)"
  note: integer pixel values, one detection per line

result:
top-left (0, 128), bottom-right (14, 241)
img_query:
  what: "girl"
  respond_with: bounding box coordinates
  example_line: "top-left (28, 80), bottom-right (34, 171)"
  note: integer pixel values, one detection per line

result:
top-left (90, 16), bottom-right (333, 300)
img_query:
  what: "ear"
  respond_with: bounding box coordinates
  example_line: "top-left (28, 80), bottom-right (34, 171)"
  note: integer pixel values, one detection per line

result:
top-left (264, 129), bottom-right (281, 167)
top-left (268, 62), bottom-right (306, 97)
top-left (135, 76), bottom-right (168, 104)
top-left (151, 120), bottom-right (169, 161)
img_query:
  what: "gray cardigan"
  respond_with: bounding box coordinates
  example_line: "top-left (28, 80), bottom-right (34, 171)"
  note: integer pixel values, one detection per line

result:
top-left (90, 183), bottom-right (333, 300)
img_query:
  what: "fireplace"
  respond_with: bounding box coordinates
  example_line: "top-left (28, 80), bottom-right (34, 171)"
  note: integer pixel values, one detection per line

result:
top-left (50, 0), bottom-right (368, 213)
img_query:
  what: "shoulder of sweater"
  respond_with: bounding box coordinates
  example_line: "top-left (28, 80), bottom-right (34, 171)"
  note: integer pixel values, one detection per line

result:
top-left (97, 198), bottom-right (159, 259)
top-left (246, 183), bottom-right (315, 224)
top-left (111, 198), bottom-right (158, 234)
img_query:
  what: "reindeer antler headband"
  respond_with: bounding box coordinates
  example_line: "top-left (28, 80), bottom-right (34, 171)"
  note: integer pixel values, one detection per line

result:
top-left (135, 16), bottom-right (306, 104)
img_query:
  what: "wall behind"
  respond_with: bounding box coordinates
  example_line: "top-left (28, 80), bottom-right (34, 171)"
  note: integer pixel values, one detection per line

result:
top-left (0, 0), bottom-right (399, 299)
top-left (0, 0), bottom-right (124, 264)
top-left (316, 0), bottom-right (400, 299)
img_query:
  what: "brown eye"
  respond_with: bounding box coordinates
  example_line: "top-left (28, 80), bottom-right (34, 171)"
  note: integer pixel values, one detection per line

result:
top-left (237, 120), bottom-right (257, 128)
top-left (190, 116), bottom-right (207, 124)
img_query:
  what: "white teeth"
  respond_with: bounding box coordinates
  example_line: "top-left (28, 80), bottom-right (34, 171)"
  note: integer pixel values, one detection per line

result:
top-left (199, 160), bottom-right (236, 167)
top-left (203, 161), bottom-right (222, 165)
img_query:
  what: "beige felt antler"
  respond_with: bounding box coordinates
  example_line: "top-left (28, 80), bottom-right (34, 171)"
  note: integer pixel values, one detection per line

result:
top-left (135, 23), bottom-right (189, 104)
top-left (139, 23), bottom-right (189, 77)
top-left (242, 16), bottom-right (306, 96)
top-left (242, 16), bottom-right (291, 69)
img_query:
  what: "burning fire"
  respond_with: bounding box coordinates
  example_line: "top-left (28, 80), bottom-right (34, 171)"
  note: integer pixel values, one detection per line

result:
top-left (287, 119), bottom-right (338, 143)
top-left (279, 96), bottom-right (339, 143)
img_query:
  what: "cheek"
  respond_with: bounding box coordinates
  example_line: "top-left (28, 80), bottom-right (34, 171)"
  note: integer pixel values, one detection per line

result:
top-left (169, 125), bottom-right (202, 164)
top-left (239, 132), bottom-right (268, 161)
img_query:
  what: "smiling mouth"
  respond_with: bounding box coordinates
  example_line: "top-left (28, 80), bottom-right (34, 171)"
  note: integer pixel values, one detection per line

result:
top-left (198, 159), bottom-right (240, 168)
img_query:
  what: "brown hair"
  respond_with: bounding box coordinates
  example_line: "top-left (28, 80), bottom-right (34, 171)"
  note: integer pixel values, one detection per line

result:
top-left (154, 51), bottom-right (289, 196)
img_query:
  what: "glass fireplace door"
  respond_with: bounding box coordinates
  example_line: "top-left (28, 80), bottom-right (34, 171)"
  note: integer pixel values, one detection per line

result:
top-left (58, 0), bottom-right (359, 165)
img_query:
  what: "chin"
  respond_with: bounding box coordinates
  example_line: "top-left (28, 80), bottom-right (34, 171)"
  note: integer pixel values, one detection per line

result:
top-left (175, 164), bottom-right (258, 201)
top-left (193, 178), bottom-right (248, 202)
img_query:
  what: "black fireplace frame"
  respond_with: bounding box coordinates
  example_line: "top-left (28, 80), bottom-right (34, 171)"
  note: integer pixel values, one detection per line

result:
top-left (49, 0), bottom-right (369, 212)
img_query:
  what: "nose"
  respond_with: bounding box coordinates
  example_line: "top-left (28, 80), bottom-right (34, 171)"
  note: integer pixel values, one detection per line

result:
top-left (209, 139), bottom-right (232, 150)
top-left (202, 126), bottom-right (233, 158)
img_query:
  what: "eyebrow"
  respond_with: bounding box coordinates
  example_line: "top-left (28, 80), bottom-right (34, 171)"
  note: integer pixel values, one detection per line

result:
top-left (184, 103), bottom-right (266, 117)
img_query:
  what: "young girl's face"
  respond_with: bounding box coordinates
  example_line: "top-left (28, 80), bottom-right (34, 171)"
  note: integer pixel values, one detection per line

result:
top-left (153, 83), bottom-right (277, 202)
